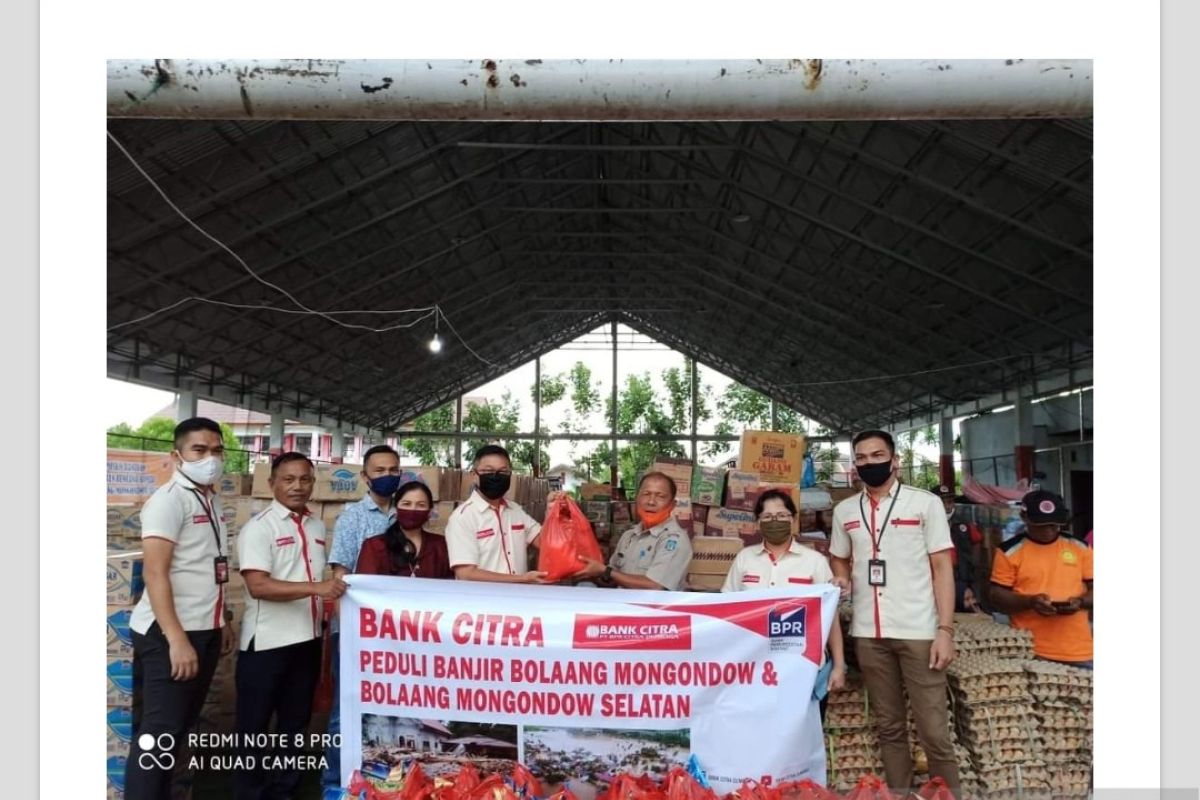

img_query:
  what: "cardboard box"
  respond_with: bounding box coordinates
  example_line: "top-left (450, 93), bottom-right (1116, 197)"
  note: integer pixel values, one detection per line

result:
top-left (691, 504), bottom-right (710, 538)
top-left (723, 470), bottom-right (760, 511)
top-left (579, 482), bottom-right (614, 502)
top-left (313, 463), bottom-right (364, 502)
top-left (687, 537), bottom-right (743, 580)
top-left (439, 469), bottom-right (461, 504)
top-left (705, 508), bottom-right (756, 539)
top-left (397, 467), bottom-right (440, 501)
top-left (107, 655), bottom-right (134, 707)
top-left (738, 430), bottom-right (805, 484)
top-left (426, 501), bottom-right (457, 536)
top-left (673, 496), bottom-right (693, 532)
top-left (107, 707), bottom-right (133, 758)
top-left (107, 504), bottom-right (142, 538)
top-left (691, 466), bottom-right (727, 506)
top-left (686, 572), bottom-right (728, 592)
top-left (251, 462), bottom-right (273, 498)
top-left (107, 605), bottom-right (134, 658)
top-left (107, 552), bottom-right (144, 606)
top-left (216, 473), bottom-right (253, 497)
top-left (610, 501), bottom-right (633, 526)
top-left (107, 756), bottom-right (128, 799)
top-left (107, 448), bottom-right (174, 504)
top-left (828, 487), bottom-right (859, 504)
top-left (584, 501), bottom-right (611, 525)
top-left (650, 457), bottom-right (693, 499)
top-left (320, 501), bottom-right (348, 531)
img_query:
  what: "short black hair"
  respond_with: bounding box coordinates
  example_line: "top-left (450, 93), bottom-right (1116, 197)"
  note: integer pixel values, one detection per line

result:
top-left (362, 444), bottom-right (400, 470)
top-left (394, 480), bottom-right (434, 506)
top-left (173, 417), bottom-right (222, 448)
top-left (473, 444), bottom-right (511, 465)
top-left (271, 451), bottom-right (314, 477)
top-left (637, 471), bottom-right (677, 499)
top-left (852, 429), bottom-right (895, 457)
top-left (755, 489), bottom-right (797, 518)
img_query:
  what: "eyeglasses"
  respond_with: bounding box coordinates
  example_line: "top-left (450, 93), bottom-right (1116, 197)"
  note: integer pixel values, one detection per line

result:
top-left (475, 469), bottom-right (513, 477)
top-left (759, 513), bottom-right (794, 523)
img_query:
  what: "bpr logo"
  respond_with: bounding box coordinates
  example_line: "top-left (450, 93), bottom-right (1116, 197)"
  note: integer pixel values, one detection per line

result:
top-left (137, 733), bottom-right (176, 771)
top-left (769, 607), bottom-right (805, 637)
top-left (767, 606), bottom-right (807, 652)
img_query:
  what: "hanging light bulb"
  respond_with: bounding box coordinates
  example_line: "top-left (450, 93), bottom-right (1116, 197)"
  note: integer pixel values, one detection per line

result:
top-left (429, 307), bottom-right (443, 353)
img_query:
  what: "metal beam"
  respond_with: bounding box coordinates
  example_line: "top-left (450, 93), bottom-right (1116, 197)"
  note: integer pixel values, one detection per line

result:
top-left (109, 59), bottom-right (1092, 121)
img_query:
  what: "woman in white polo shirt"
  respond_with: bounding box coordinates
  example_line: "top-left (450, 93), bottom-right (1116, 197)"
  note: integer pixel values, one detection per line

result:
top-left (722, 489), bottom-right (847, 697)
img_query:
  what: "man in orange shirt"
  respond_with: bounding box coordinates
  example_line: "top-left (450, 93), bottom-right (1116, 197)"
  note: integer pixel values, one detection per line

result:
top-left (989, 490), bottom-right (1093, 668)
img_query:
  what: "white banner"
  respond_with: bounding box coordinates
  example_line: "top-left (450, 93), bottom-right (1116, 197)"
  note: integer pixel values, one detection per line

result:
top-left (340, 577), bottom-right (838, 794)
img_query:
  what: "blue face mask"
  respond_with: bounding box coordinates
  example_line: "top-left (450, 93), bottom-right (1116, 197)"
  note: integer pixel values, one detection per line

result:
top-left (368, 474), bottom-right (402, 498)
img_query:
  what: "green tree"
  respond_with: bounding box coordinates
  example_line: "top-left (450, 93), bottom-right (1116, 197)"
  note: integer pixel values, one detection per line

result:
top-left (898, 426), bottom-right (940, 490)
top-left (702, 382), bottom-right (807, 460)
top-left (106, 417), bottom-right (248, 473)
top-left (401, 402), bottom-right (456, 468)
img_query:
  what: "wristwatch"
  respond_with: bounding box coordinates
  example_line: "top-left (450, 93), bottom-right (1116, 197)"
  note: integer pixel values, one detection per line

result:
top-left (603, 565), bottom-right (614, 582)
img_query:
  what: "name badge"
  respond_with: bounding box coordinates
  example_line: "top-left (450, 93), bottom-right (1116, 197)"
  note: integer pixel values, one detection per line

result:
top-left (214, 556), bottom-right (230, 585)
top-left (868, 559), bottom-right (887, 587)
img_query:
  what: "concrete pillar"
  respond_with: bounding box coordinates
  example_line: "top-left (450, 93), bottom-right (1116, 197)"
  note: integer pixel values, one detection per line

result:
top-left (269, 412), bottom-right (285, 457)
top-left (1014, 391), bottom-right (1035, 483)
top-left (176, 387), bottom-right (198, 421)
top-left (331, 428), bottom-right (345, 464)
top-left (938, 418), bottom-right (955, 489)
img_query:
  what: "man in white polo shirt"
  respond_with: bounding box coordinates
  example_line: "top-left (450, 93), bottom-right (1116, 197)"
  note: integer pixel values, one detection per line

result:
top-left (235, 452), bottom-right (346, 799)
top-left (126, 417), bottom-right (237, 800)
top-left (446, 445), bottom-right (547, 583)
top-left (829, 430), bottom-right (959, 798)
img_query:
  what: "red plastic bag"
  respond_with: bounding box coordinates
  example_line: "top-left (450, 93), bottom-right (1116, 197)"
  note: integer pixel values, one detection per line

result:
top-left (915, 777), bottom-right (956, 800)
top-left (399, 764), bottom-right (433, 800)
top-left (665, 767), bottom-right (718, 800)
top-left (726, 779), bottom-right (781, 800)
top-left (776, 779), bottom-right (839, 800)
top-left (512, 764), bottom-right (544, 798)
top-left (841, 776), bottom-right (896, 800)
top-left (536, 496), bottom-right (604, 582)
top-left (605, 773), bottom-right (666, 800)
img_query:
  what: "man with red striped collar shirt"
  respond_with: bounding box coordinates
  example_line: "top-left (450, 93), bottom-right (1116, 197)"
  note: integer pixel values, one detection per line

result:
top-left (126, 417), bottom-right (236, 800)
top-left (830, 430), bottom-right (959, 798)
top-left (235, 452), bottom-right (346, 799)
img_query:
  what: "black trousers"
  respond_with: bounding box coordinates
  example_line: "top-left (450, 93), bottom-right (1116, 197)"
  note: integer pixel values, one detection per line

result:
top-left (125, 623), bottom-right (222, 800)
top-left (234, 637), bottom-right (322, 800)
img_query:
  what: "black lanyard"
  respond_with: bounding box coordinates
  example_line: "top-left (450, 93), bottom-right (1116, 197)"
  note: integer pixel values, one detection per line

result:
top-left (859, 485), bottom-right (902, 552)
top-left (183, 486), bottom-right (224, 556)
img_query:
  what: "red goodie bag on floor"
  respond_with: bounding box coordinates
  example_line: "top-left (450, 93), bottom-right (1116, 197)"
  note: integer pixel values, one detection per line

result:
top-left (915, 777), bottom-right (956, 800)
top-left (842, 776), bottom-right (896, 800)
top-left (536, 495), bottom-right (604, 582)
top-left (776, 779), bottom-right (839, 800)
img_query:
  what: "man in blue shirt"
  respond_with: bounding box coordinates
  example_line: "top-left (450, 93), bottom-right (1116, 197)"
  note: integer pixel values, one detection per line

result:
top-left (321, 444), bottom-right (401, 792)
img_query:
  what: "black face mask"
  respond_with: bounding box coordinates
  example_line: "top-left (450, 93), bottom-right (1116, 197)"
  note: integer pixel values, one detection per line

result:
top-left (857, 460), bottom-right (894, 488)
top-left (477, 472), bottom-right (512, 500)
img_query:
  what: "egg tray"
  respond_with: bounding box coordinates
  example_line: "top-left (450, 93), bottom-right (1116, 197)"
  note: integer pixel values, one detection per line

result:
top-left (1029, 686), bottom-right (1092, 708)
top-left (825, 753), bottom-right (885, 773)
top-left (827, 730), bottom-right (877, 749)
top-left (825, 712), bottom-right (870, 730)
top-left (1024, 660), bottom-right (1093, 679)
top-left (958, 643), bottom-right (1037, 659)
top-left (1035, 708), bottom-right (1092, 731)
top-left (952, 686), bottom-right (1034, 706)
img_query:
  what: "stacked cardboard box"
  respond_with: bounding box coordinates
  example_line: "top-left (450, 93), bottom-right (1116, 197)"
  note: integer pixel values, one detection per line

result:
top-left (685, 536), bottom-right (742, 591)
top-left (107, 504), bottom-right (142, 550)
top-left (106, 551), bottom-right (143, 799)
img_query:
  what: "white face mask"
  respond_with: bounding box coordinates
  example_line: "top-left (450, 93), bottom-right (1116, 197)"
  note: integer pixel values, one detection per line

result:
top-left (178, 454), bottom-right (224, 486)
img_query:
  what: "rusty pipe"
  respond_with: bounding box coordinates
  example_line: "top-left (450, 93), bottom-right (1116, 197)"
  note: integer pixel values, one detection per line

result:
top-left (107, 59), bottom-right (1092, 121)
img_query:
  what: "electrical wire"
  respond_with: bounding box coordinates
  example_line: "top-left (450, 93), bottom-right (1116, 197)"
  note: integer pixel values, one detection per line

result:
top-left (106, 129), bottom-right (439, 334)
top-left (107, 129), bottom-right (499, 367)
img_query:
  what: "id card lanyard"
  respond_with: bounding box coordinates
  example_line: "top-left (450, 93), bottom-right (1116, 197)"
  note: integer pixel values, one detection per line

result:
top-left (860, 485), bottom-right (901, 586)
top-left (183, 484), bottom-right (228, 585)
